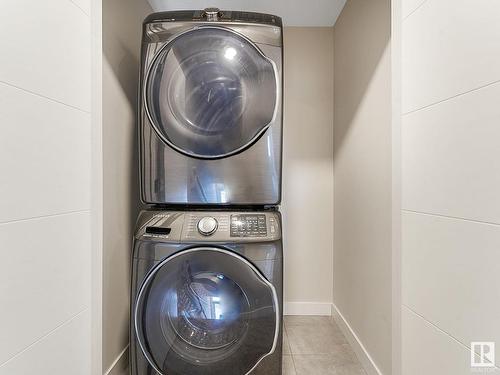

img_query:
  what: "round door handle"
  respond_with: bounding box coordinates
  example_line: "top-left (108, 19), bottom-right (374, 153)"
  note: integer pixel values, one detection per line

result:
top-left (198, 217), bottom-right (218, 236)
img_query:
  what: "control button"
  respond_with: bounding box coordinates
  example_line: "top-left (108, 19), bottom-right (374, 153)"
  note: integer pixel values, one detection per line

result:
top-left (203, 7), bottom-right (220, 21)
top-left (230, 214), bottom-right (268, 237)
top-left (198, 217), bottom-right (218, 236)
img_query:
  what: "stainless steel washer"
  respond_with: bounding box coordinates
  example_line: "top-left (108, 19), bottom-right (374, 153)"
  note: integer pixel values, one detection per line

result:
top-left (130, 209), bottom-right (283, 375)
top-left (139, 9), bottom-right (283, 205)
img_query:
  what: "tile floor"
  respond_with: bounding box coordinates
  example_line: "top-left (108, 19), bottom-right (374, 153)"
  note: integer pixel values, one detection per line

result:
top-left (283, 316), bottom-right (366, 375)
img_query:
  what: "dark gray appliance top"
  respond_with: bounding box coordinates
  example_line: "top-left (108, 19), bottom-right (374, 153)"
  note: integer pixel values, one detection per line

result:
top-left (144, 9), bottom-right (282, 27)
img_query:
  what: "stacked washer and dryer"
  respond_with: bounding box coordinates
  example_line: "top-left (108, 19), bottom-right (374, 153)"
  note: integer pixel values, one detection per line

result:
top-left (131, 8), bottom-right (284, 375)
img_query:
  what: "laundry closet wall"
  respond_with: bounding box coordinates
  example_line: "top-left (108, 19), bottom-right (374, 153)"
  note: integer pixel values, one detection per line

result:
top-left (282, 27), bottom-right (335, 315)
top-left (333, 0), bottom-right (393, 374)
top-left (102, 0), bottom-right (152, 373)
top-left (0, 0), bottom-right (93, 374)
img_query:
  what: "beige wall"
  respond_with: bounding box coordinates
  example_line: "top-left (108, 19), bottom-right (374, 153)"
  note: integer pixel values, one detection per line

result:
top-left (102, 0), bottom-right (151, 373)
top-left (333, 0), bottom-right (393, 374)
top-left (282, 27), bottom-right (335, 313)
top-left (401, 1), bottom-right (500, 374)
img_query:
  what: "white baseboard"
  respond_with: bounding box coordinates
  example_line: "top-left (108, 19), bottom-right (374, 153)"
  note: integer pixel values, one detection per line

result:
top-left (284, 302), bottom-right (333, 316)
top-left (104, 345), bottom-right (129, 375)
top-left (331, 304), bottom-right (383, 375)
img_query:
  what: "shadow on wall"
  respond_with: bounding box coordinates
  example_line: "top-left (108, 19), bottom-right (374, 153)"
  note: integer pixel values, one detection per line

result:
top-left (103, 0), bottom-right (147, 106)
top-left (332, 1), bottom-right (393, 374)
top-left (103, 45), bottom-right (139, 107)
top-left (102, 0), bottom-right (145, 213)
top-left (333, 0), bottom-right (391, 156)
top-left (102, 54), bottom-right (142, 371)
top-left (102, 50), bottom-right (142, 215)
top-left (102, 24), bottom-right (142, 267)
top-left (102, 0), bottom-right (152, 371)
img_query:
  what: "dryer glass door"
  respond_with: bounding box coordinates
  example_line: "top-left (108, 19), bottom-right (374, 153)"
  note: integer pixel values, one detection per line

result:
top-left (134, 247), bottom-right (279, 375)
top-left (144, 26), bottom-right (278, 159)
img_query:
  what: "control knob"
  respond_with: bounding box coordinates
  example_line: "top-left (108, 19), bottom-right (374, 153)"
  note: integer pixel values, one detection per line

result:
top-left (203, 7), bottom-right (220, 21)
top-left (197, 217), bottom-right (218, 236)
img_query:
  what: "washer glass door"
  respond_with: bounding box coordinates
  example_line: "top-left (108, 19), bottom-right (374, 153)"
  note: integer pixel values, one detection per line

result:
top-left (134, 247), bottom-right (279, 375)
top-left (144, 26), bottom-right (278, 159)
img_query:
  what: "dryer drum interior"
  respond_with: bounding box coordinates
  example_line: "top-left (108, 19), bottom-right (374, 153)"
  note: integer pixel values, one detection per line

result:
top-left (144, 26), bottom-right (278, 159)
top-left (134, 247), bottom-right (279, 375)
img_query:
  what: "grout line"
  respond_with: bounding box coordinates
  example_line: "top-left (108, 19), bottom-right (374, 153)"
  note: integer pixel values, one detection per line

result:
top-left (402, 79), bottom-right (500, 117)
top-left (402, 305), bottom-right (500, 369)
top-left (282, 325), bottom-right (298, 373)
top-left (402, 209), bottom-right (500, 227)
top-left (0, 80), bottom-right (91, 115)
top-left (67, 0), bottom-right (90, 17)
top-left (402, 0), bottom-right (429, 21)
top-left (0, 308), bottom-right (89, 368)
top-left (289, 350), bottom-right (298, 374)
top-left (0, 209), bottom-right (90, 226)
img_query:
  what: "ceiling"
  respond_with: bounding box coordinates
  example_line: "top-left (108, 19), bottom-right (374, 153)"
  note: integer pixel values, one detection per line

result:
top-left (146, 0), bottom-right (347, 27)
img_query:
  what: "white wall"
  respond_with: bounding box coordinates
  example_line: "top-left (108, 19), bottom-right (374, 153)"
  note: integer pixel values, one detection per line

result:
top-left (333, 0), bottom-right (393, 374)
top-left (401, 1), bottom-right (500, 374)
top-left (282, 27), bottom-right (334, 315)
top-left (0, 0), bottom-right (92, 374)
top-left (102, 0), bottom-right (152, 373)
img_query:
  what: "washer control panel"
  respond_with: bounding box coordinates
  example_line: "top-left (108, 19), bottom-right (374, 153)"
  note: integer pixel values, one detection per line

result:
top-left (231, 214), bottom-right (267, 237)
top-left (137, 210), bottom-right (281, 242)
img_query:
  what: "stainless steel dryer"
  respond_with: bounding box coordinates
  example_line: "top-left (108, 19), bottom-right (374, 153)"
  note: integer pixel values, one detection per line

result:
top-left (139, 9), bottom-right (283, 206)
top-left (131, 209), bottom-right (283, 375)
